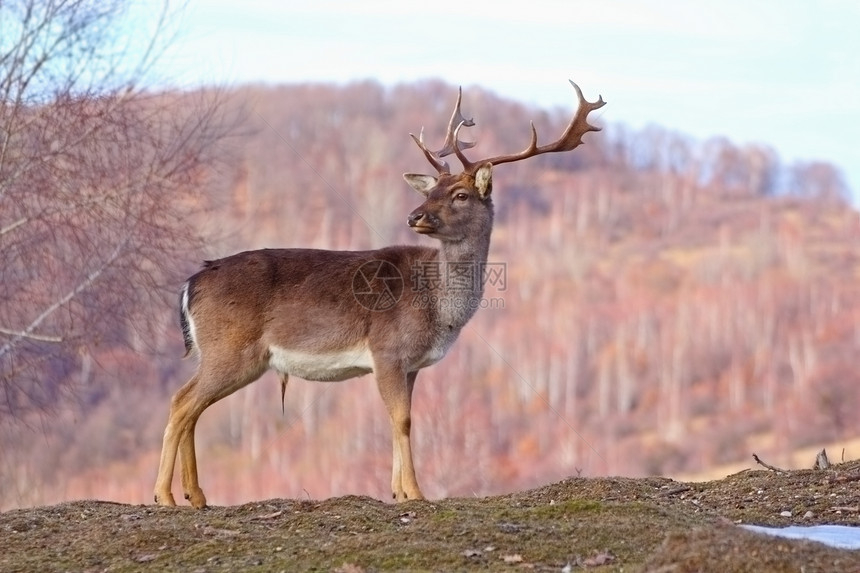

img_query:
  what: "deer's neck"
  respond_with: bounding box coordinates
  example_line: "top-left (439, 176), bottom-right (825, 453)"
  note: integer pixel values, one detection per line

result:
top-left (431, 212), bottom-right (494, 330)
top-left (436, 229), bottom-right (492, 278)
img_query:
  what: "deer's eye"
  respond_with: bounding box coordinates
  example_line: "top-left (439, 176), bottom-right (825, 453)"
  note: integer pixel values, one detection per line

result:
top-left (454, 192), bottom-right (469, 201)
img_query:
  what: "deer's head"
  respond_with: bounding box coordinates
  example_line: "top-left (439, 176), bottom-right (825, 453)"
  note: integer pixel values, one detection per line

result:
top-left (403, 81), bottom-right (605, 243)
top-left (404, 166), bottom-right (493, 242)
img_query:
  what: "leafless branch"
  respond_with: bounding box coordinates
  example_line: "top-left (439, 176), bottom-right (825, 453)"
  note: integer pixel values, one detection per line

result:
top-left (658, 485), bottom-right (692, 497)
top-left (0, 328), bottom-right (62, 344)
top-left (831, 473), bottom-right (860, 484)
top-left (0, 238), bottom-right (127, 361)
top-left (752, 453), bottom-right (788, 473)
top-left (0, 217), bottom-right (29, 236)
top-left (0, 0), bottom-right (234, 422)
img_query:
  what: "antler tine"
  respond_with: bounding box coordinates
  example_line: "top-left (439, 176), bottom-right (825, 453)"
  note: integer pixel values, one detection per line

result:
top-left (436, 87), bottom-right (476, 158)
top-left (410, 86), bottom-right (478, 174)
top-left (451, 120), bottom-right (481, 173)
top-left (409, 128), bottom-right (450, 174)
top-left (554, 80), bottom-right (607, 152)
top-left (472, 79), bottom-right (606, 170)
top-left (411, 81), bottom-right (605, 175)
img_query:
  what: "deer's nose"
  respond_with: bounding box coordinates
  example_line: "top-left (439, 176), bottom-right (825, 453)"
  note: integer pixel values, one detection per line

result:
top-left (407, 212), bottom-right (425, 227)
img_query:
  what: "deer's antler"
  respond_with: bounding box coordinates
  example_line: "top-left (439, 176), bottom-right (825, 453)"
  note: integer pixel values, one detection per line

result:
top-left (412, 80), bottom-right (606, 175)
top-left (410, 87), bottom-right (476, 174)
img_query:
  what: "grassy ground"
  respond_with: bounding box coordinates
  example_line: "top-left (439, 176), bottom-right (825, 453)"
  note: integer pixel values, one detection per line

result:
top-left (2, 461), bottom-right (859, 572)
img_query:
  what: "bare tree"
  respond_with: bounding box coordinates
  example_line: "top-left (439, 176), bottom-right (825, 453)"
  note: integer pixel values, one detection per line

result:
top-left (788, 160), bottom-right (848, 202)
top-left (0, 0), bottom-right (231, 422)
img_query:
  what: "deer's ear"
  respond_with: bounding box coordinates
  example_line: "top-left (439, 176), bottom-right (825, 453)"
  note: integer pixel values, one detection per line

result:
top-left (403, 173), bottom-right (437, 197)
top-left (475, 163), bottom-right (493, 199)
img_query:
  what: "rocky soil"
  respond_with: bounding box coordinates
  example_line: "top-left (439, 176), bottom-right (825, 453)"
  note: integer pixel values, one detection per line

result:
top-left (2, 459), bottom-right (860, 572)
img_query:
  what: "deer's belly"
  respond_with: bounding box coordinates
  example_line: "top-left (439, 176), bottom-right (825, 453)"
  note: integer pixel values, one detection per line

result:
top-left (268, 345), bottom-right (374, 382)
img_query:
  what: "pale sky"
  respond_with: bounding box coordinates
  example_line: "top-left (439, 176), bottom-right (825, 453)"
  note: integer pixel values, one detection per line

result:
top-left (157, 0), bottom-right (860, 198)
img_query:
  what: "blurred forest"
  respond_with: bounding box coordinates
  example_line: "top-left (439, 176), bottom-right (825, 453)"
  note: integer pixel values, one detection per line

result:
top-left (2, 80), bottom-right (859, 510)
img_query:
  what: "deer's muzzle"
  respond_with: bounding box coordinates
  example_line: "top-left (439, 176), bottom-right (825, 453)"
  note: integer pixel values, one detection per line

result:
top-left (407, 211), bottom-right (438, 233)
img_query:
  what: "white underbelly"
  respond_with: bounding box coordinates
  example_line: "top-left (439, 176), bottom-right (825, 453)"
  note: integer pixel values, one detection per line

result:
top-left (269, 344), bottom-right (374, 382)
top-left (269, 335), bottom-right (454, 381)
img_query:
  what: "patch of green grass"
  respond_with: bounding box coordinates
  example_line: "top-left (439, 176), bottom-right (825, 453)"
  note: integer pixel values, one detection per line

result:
top-left (528, 498), bottom-right (603, 518)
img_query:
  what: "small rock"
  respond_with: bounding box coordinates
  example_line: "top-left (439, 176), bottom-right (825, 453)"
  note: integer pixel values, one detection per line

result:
top-left (502, 554), bottom-right (523, 563)
top-left (251, 510), bottom-right (284, 520)
top-left (498, 522), bottom-right (523, 533)
top-left (583, 551), bottom-right (615, 566)
top-left (803, 510), bottom-right (815, 519)
top-left (780, 511), bottom-right (792, 517)
top-left (463, 549), bottom-right (482, 558)
top-left (203, 526), bottom-right (241, 537)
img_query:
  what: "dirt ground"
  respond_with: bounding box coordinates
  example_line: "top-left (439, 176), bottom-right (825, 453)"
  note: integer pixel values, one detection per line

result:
top-left (2, 459), bottom-right (859, 572)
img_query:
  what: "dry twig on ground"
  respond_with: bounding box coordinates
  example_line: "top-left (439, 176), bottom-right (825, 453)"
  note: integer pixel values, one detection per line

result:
top-left (752, 453), bottom-right (788, 473)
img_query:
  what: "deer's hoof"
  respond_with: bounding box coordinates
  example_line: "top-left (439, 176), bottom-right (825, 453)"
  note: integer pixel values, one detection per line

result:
top-left (154, 492), bottom-right (177, 507)
top-left (393, 490), bottom-right (425, 503)
top-left (185, 488), bottom-right (208, 509)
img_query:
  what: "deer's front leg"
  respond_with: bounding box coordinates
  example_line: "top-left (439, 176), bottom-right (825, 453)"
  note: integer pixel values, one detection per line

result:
top-left (376, 367), bottom-right (423, 501)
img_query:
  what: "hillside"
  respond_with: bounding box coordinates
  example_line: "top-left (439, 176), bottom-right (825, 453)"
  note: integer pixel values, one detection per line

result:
top-left (3, 462), bottom-right (860, 572)
top-left (2, 81), bottom-right (859, 510)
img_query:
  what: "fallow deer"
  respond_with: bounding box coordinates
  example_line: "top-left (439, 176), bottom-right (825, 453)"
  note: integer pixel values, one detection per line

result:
top-left (154, 80), bottom-right (605, 508)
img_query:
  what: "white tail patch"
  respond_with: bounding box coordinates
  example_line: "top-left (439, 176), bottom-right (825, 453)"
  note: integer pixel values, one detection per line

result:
top-left (180, 281), bottom-right (198, 355)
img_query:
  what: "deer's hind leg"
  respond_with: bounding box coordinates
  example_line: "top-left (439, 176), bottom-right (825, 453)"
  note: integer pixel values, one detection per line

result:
top-left (154, 373), bottom-right (200, 507)
top-left (179, 358), bottom-right (268, 508)
top-left (155, 354), bottom-right (267, 509)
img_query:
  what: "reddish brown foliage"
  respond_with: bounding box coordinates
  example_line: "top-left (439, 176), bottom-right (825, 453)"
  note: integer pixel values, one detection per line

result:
top-left (2, 81), bottom-right (858, 509)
